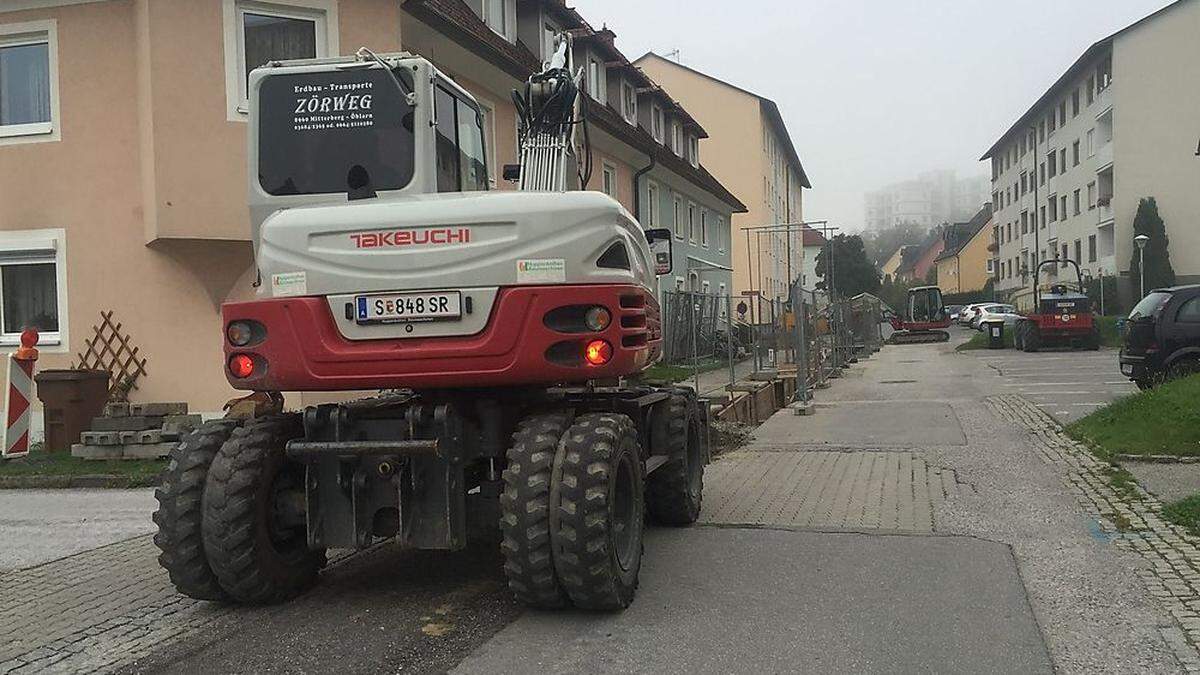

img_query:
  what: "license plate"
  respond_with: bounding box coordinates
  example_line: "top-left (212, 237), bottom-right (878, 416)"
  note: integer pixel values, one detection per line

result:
top-left (355, 291), bottom-right (462, 324)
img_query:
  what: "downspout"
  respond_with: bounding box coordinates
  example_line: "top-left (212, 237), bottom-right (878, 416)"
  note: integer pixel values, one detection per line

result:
top-left (633, 151), bottom-right (656, 226)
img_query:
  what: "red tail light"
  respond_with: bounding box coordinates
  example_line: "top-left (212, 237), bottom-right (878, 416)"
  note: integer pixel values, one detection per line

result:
top-left (584, 340), bottom-right (613, 366)
top-left (229, 354), bottom-right (256, 378)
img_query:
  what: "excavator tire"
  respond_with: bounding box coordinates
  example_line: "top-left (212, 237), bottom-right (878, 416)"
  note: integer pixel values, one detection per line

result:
top-left (500, 411), bottom-right (574, 609)
top-left (646, 393), bottom-right (703, 525)
top-left (551, 413), bottom-right (645, 610)
top-left (202, 414), bottom-right (326, 604)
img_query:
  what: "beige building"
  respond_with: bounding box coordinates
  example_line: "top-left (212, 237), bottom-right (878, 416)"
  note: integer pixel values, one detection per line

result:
top-left (983, 0), bottom-right (1200, 304)
top-left (933, 205), bottom-right (993, 296)
top-left (635, 54), bottom-right (811, 303)
top-left (0, 0), bottom-right (741, 433)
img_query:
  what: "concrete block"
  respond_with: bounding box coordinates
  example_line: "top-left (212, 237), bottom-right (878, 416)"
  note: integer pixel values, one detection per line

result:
top-left (104, 402), bottom-right (129, 418)
top-left (121, 442), bottom-right (175, 459)
top-left (79, 431), bottom-right (121, 446)
top-left (118, 431), bottom-right (139, 444)
top-left (71, 443), bottom-right (124, 460)
top-left (89, 416), bottom-right (164, 432)
top-left (790, 401), bottom-right (815, 416)
top-left (160, 414), bottom-right (203, 440)
top-left (135, 430), bottom-right (164, 444)
top-left (129, 402), bottom-right (188, 417)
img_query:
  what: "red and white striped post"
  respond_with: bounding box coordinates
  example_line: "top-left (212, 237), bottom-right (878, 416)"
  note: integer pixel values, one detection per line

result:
top-left (3, 328), bottom-right (39, 459)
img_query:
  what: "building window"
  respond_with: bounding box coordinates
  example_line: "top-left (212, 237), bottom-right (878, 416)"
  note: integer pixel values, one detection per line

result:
top-left (1072, 89), bottom-right (1080, 117)
top-left (671, 122), bottom-right (683, 157)
top-left (1072, 140), bottom-right (1080, 166)
top-left (1073, 189), bottom-right (1081, 215)
top-left (651, 103), bottom-right (663, 142)
top-left (1061, 195), bottom-right (1068, 220)
top-left (687, 135), bottom-right (699, 167)
top-left (1048, 196), bottom-right (1058, 222)
top-left (1086, 77), bottom-right (1095, 105)
top-left (718, 216), bottom-right (726, 253)
top-left (0, 21), bottom-right (59, 144)
top-left (228, 1), bottom-right (332, 117)
top-left (483, 0), bottom-right (509, 40)
top-left (1062, 243), bottom-right (1069, 261)
top-left (1020, 172), bottom-right (1027, 195)
top-left (673, 195), bottom-right (683, 239)
top-left (0, 230), bottom-right (67, 347)
top-left (1040, 205), bottom-right (1047, 228)
top-left (1048, 111), bottom-right (1056, 133)
top-left (1086, 129), bottom-right (1095, 157)
top-left (587, 58), bottom-right (604, 103)
top-left (1087, 182), bottom-right (1096, 209)
top-left (1048, 152), bottom-right (1057, 177)
top-left (1060, 149), bottom-right (1067, 173)
top-left (702, 280), bottom-right (710, 295)
top-left (1021, 210), bottom-right (1028, 234)
top-left (601, 163), bottom-right (617, 198)
top-left (1058, 101), bottom-right (1066, 126)
top-left (687, 202), bottom-right (696, 242)
top-left (621, 80), bottom-right (637, 124)
top-left (700, 209), bottom-right (709, 247)
top-left (1074, 239), bottom-right (1082, 264)
top-left (1039, 162), bottom-right (1046, 186)
top-left (1088, 235), bottom-right (1097, 262)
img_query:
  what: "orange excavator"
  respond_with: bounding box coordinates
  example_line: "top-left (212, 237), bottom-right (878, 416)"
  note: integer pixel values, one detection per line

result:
top-left (887, 286), bottom-right (951, 344)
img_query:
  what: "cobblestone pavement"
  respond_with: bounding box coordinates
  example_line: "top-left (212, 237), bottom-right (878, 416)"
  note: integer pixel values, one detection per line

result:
top-left (0, 536), bottom-right (234, 674)
top-left (992, 394), bottom-right (1200, 671)
top-left (702, 450), bottom-right (971, 532)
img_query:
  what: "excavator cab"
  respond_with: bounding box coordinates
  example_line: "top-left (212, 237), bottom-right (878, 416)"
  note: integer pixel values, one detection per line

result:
top-left (888, 286), bottom-right (951, 344)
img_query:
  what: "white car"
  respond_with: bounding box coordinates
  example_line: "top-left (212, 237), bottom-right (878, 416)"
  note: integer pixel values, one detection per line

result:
top-left (975, 304), bottom-right (1021, 330)
top-left (958, 303), bottom-right (989, 326)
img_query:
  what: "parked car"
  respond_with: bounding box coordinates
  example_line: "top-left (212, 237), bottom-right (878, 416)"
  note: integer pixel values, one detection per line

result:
top-left (975, 304), bottom-right (1021, 331)
top-left (958, 303), bottom-right (989, 326)
top-left (946, 304), bottom-right (964, 322)
top-left (1120, 285), bottom-right (1200, 389)
top-left (969, 303), bottom-right (1006, 329)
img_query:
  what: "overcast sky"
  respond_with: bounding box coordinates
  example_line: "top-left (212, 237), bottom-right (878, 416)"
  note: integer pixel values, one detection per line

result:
top-left (569, 0), bottom-right (1174, 233)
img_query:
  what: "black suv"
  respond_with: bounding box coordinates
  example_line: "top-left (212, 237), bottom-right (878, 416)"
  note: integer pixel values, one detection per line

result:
top-left (1120, 284), bottom-right (1200, 389)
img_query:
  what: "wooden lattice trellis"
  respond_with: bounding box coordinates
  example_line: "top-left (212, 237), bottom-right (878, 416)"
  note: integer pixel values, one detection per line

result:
top-left (72, 310), bottom-right (149, 401)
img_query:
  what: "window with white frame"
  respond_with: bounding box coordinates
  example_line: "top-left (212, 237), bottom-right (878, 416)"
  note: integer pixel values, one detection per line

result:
top-left (671, 121), bottom-right (683, 156)
top-left (687, 202), bottom-right (696, 242)
top-left (700, 209), bottom-right (709, 247)
top-left (601, 163), bottom-right (617, 198)
top-left (476, 98), bottom-right (498, 186)
top-left (651, 103), bottom-right (663, 142)
top-left (226, 1), bottom-right (333, 117)
top-left (1086, 128), bottom-right (1095, 157)
top-left (0, 230), bottom-right (66, 347)
top-left (621, 80), bottom-right (636, 124)
top-left (718, 216), bottom-right (727, 253)
top-left (0, 21), bottom-right (58, 143)
top-left (672, 195), bottom-right (682, 239)
top-left (587, 58), bottom-right (604, 103)
top-left (482, 0), bottom-right (510, 40)
top-left (687, 135), bottom-right (699, 167)
top-left (646, 181), bottom-right (659, 227)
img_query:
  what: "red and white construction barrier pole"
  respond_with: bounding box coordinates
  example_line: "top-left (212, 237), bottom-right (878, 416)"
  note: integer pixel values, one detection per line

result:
top-left (3, 328), bottom-right (39, 459)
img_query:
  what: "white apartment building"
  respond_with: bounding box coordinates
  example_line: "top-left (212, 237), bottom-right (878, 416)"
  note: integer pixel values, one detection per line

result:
top-left (864, 170), bottom-right (988, 231)
top-left (983, 0), bottom-right (1200, 300)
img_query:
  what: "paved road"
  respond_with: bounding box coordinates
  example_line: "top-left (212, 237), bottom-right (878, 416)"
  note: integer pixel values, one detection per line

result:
top-left (962, 333), bottom-right (1135, 422)
top-left (2, 340), bottom-right (1193, 673)
top-left (0, 489), bottom-right (156, 573)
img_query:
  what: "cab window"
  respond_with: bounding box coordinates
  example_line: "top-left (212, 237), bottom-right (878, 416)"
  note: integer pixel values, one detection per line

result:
top-left (434, 84), bottom-right (489, 193)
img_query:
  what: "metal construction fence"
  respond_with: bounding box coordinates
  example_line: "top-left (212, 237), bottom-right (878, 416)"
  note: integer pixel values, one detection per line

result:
top-left (658, 289), bottom-right (886, 401)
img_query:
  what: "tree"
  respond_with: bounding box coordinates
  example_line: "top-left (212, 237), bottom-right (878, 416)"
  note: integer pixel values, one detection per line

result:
top-left (1128, 197), bottom-right (1176, 295)
top-left (815, 234), bottom-right (881, 298)
top-left (862, 222), bottom-right (929, 266)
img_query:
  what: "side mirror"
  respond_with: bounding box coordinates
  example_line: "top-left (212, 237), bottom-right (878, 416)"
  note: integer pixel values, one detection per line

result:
top-left (645, 228), bottom-right (673, 276)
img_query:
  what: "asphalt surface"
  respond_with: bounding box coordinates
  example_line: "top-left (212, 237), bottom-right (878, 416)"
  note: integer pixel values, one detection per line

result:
top-left (960, 327), bottom-right (1136, 423)
top-left (123, 543), bottom-right (522, 675)
top-left (0, 488), bottom-right (156, 572)
top-left (453, 528), bottom-right (1051, 675)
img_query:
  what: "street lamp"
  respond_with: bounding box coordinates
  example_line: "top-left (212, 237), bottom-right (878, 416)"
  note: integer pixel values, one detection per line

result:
top-left (1135, 234), bottom-right (1150, 299)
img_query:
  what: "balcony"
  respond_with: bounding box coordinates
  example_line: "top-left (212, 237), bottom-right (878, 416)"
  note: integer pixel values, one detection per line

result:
top-left (1097, 201), bottom-right (1114, 226)
top-left (1094, 139), bottom-right (1113, 171)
